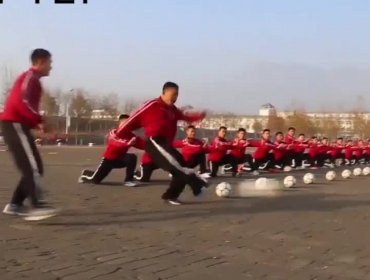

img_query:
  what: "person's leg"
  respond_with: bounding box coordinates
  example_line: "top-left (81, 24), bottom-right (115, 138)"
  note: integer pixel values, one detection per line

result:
top-left (193, 153), bottom-right (207, 174)
top-left (146, 137), bottom-right (205, 202)
top-left (223, 154), bottom-right (238, 176)
top-left (2, 122), bottom-right (39, 207)
top-left (209, 161), bottom-right (221, 177)
top-left (116, 153), bottom-right (137, 182)
top-left (79, 158), bottom-right (113, 184)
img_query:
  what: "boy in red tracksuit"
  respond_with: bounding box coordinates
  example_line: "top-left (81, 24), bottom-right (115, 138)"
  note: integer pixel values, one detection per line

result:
top-left (353, 139), bottom-right (365, 164)
top-left (364, 139), bottom-right (370, 164)
top-left (249, 129), bottom-right (276, 171)
top-left (208, 126), bottom-right (237, 177)
top-left (329, 137), bottom-right (345, 165)
top-left (344, 139), bottom-right (356, 165)
top-left (79, 115), bottom-right (144, 186)
top-left (1, 49), bottom-right (57, 220)
top-left (173, 125), bottom-right (208, 175)
top-left (318, 137), bottom-right (333, 167)
top-left (229, 128), bottom-right (253, 174)
top-left (273, 132), bottom-right (289, 169)
top-left (284, 127), bottom-right (296, 166)
top-left (290, 134), bottom-right (309, 168)
top-left (307, 136), bottom-right (320, 168)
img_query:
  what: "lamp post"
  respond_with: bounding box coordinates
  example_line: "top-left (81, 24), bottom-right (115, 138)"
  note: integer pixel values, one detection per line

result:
top-left (65, 89), bottom-right (74, 135)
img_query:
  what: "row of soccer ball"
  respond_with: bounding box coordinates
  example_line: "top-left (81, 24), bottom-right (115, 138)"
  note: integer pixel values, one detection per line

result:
top-left (215, 167), bottom-right (370, 198)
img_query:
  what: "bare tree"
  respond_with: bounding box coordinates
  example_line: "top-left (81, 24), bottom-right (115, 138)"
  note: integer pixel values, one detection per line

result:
top-left (267, 115), bottom-right (286, 133)
top-left (252, 121), bottom-right (263, 134)
top-left (70, 90), bottom-right (92, 118)
top-left (40, 89), bottom-right (59, 116)
top-left (120, 98), bottom-right (141, 114)
top-left (286, 112), bottom-right (317, 136)
top-left (318, 116), bottom-right (341, 139)
top-left (98, 93), bottom-right (119, 117)
top-left (0, 66), bottom-right (15, 104)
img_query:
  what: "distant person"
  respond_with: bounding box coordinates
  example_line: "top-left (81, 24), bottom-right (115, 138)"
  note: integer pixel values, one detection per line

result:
top-left (208, 126), bottom-right (237, 177)
top-left (1, 49), bottom-right (57, 220)
top-left (173, 125), bottom-right (209, 176)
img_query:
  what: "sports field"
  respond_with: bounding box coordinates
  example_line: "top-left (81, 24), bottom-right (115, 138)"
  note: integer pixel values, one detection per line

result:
top-left (1, 146), bottom-right (370, 280)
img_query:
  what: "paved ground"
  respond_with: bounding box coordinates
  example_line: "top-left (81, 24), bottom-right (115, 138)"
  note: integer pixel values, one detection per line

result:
top-left (1, 146), bottom-right (370, 280)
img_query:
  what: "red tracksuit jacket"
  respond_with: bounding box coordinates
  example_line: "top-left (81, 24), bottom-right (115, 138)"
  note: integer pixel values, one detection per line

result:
top-left (208, 137), bottom-right (232, 162)
top-left (116, 97), bottom-right (204, 143)
top-left (103, 129), bottom-right (144, 160)
top-left (284, 135), bottom-right (295, 145)
top-left (1, 68), bottom-right (43, 128)
top-left (273, 140), bottom-right (288, 161)
top-left (229, 138), bottom-right (250, 161)
top-left (173, 138), bottom-right (206, 163)
top-left (250, 139), bottom-right (275, 161)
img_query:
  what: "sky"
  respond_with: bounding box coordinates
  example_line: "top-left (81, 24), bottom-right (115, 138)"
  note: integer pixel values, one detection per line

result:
top-left (1, 0), bottom-right (370, 114)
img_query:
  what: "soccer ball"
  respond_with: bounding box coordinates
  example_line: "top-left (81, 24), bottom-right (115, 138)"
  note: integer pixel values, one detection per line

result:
top-left (325, 171), bottom-right (336, 181)
top-left (283, 166), bottom-right (292, 172)
top-left (353, 167), bottom-right (362, 176)
top-left (215, 182), bottom-right (232, 198)
top-left (283, 176), bottom-right (296, 188)
top-left (255, 177), bottom-right (269, 190)
top-left (341, 169), bottom-right (351, 179)
top-left (303, 173), bottom-right (315, 184)
top-left (363, 167), bottom-right (370, 176)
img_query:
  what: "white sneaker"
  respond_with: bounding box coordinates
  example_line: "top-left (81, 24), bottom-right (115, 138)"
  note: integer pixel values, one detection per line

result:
top-left (23, 206), bottom-right (58, 221)
top-left (3, 204), bottom-right (28, 216)
top-left (252, 170), bottom-right (260, 176)
top-left (168, 173), bottom-right (173, 178)
top-left (124, 181), bottom-right (138, 187)
top-left (164, 199), bottom-right (182, 206)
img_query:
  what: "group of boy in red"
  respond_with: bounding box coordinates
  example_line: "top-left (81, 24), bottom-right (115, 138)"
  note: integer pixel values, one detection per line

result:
top-left (80, 121), bottom-right (370, 187)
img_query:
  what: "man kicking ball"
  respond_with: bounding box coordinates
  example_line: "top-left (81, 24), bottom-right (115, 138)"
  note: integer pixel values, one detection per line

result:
top-left (78, 114), bottom-right (143, 186)
top-left (116, 82), bottom-right (207, 205)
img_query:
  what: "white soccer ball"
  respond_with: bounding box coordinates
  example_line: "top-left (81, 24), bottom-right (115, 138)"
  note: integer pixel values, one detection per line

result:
top-left (255, 177), bottom-right (269, 190)
top-left (215, 182), bottom-right (232, 198)
top-left (283, 166), bottom-right (292, 172)
top-left (325, 171), bottom-right (336, 181)
top-left (353, 167), bottom-right (362, 176)
top-left (303, 173), bottom-right (315, 184)
top-left (341, 169), bottom-right (351, 179)
top-left (363, 167), bottom-right (370, 176)
top-left (283, 176), bottom-right (296, 188)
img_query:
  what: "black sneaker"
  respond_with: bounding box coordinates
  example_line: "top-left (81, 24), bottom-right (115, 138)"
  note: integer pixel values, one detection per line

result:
top-left (2, 204), bottom-right (28, 216)
top-left (164, 199), bottom-right (182, 206)
top-left (23, 205), bottom-right (58, 221)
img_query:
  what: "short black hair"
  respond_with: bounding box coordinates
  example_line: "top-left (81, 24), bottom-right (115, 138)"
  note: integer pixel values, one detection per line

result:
top-left (288, 127), bottom-right (296, 131)
top-left (262, 129), bottom-right (270, 133)
top-left (118, 114), bottom-right (130, 120)
top-left (219, 126), bottom-right (227, 131)
top-left (238, 128), bottom-right (246, 133)
top-left (162, 81), bottom-right (179, 93)
top-left (186, 125), bottom-right (195, 130)
top-left (298, 133), bottom-right (305, 137)
top-left (311, 136), bottom-right (317, 140)
top-left (31, 48), bottom-right (51, 64)
top-left (337, 137), bottom-right (343, 140)
top-left (275, 131), bottom-right (283, 136)
top-left (322, 137), bottom-right (328, 140)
